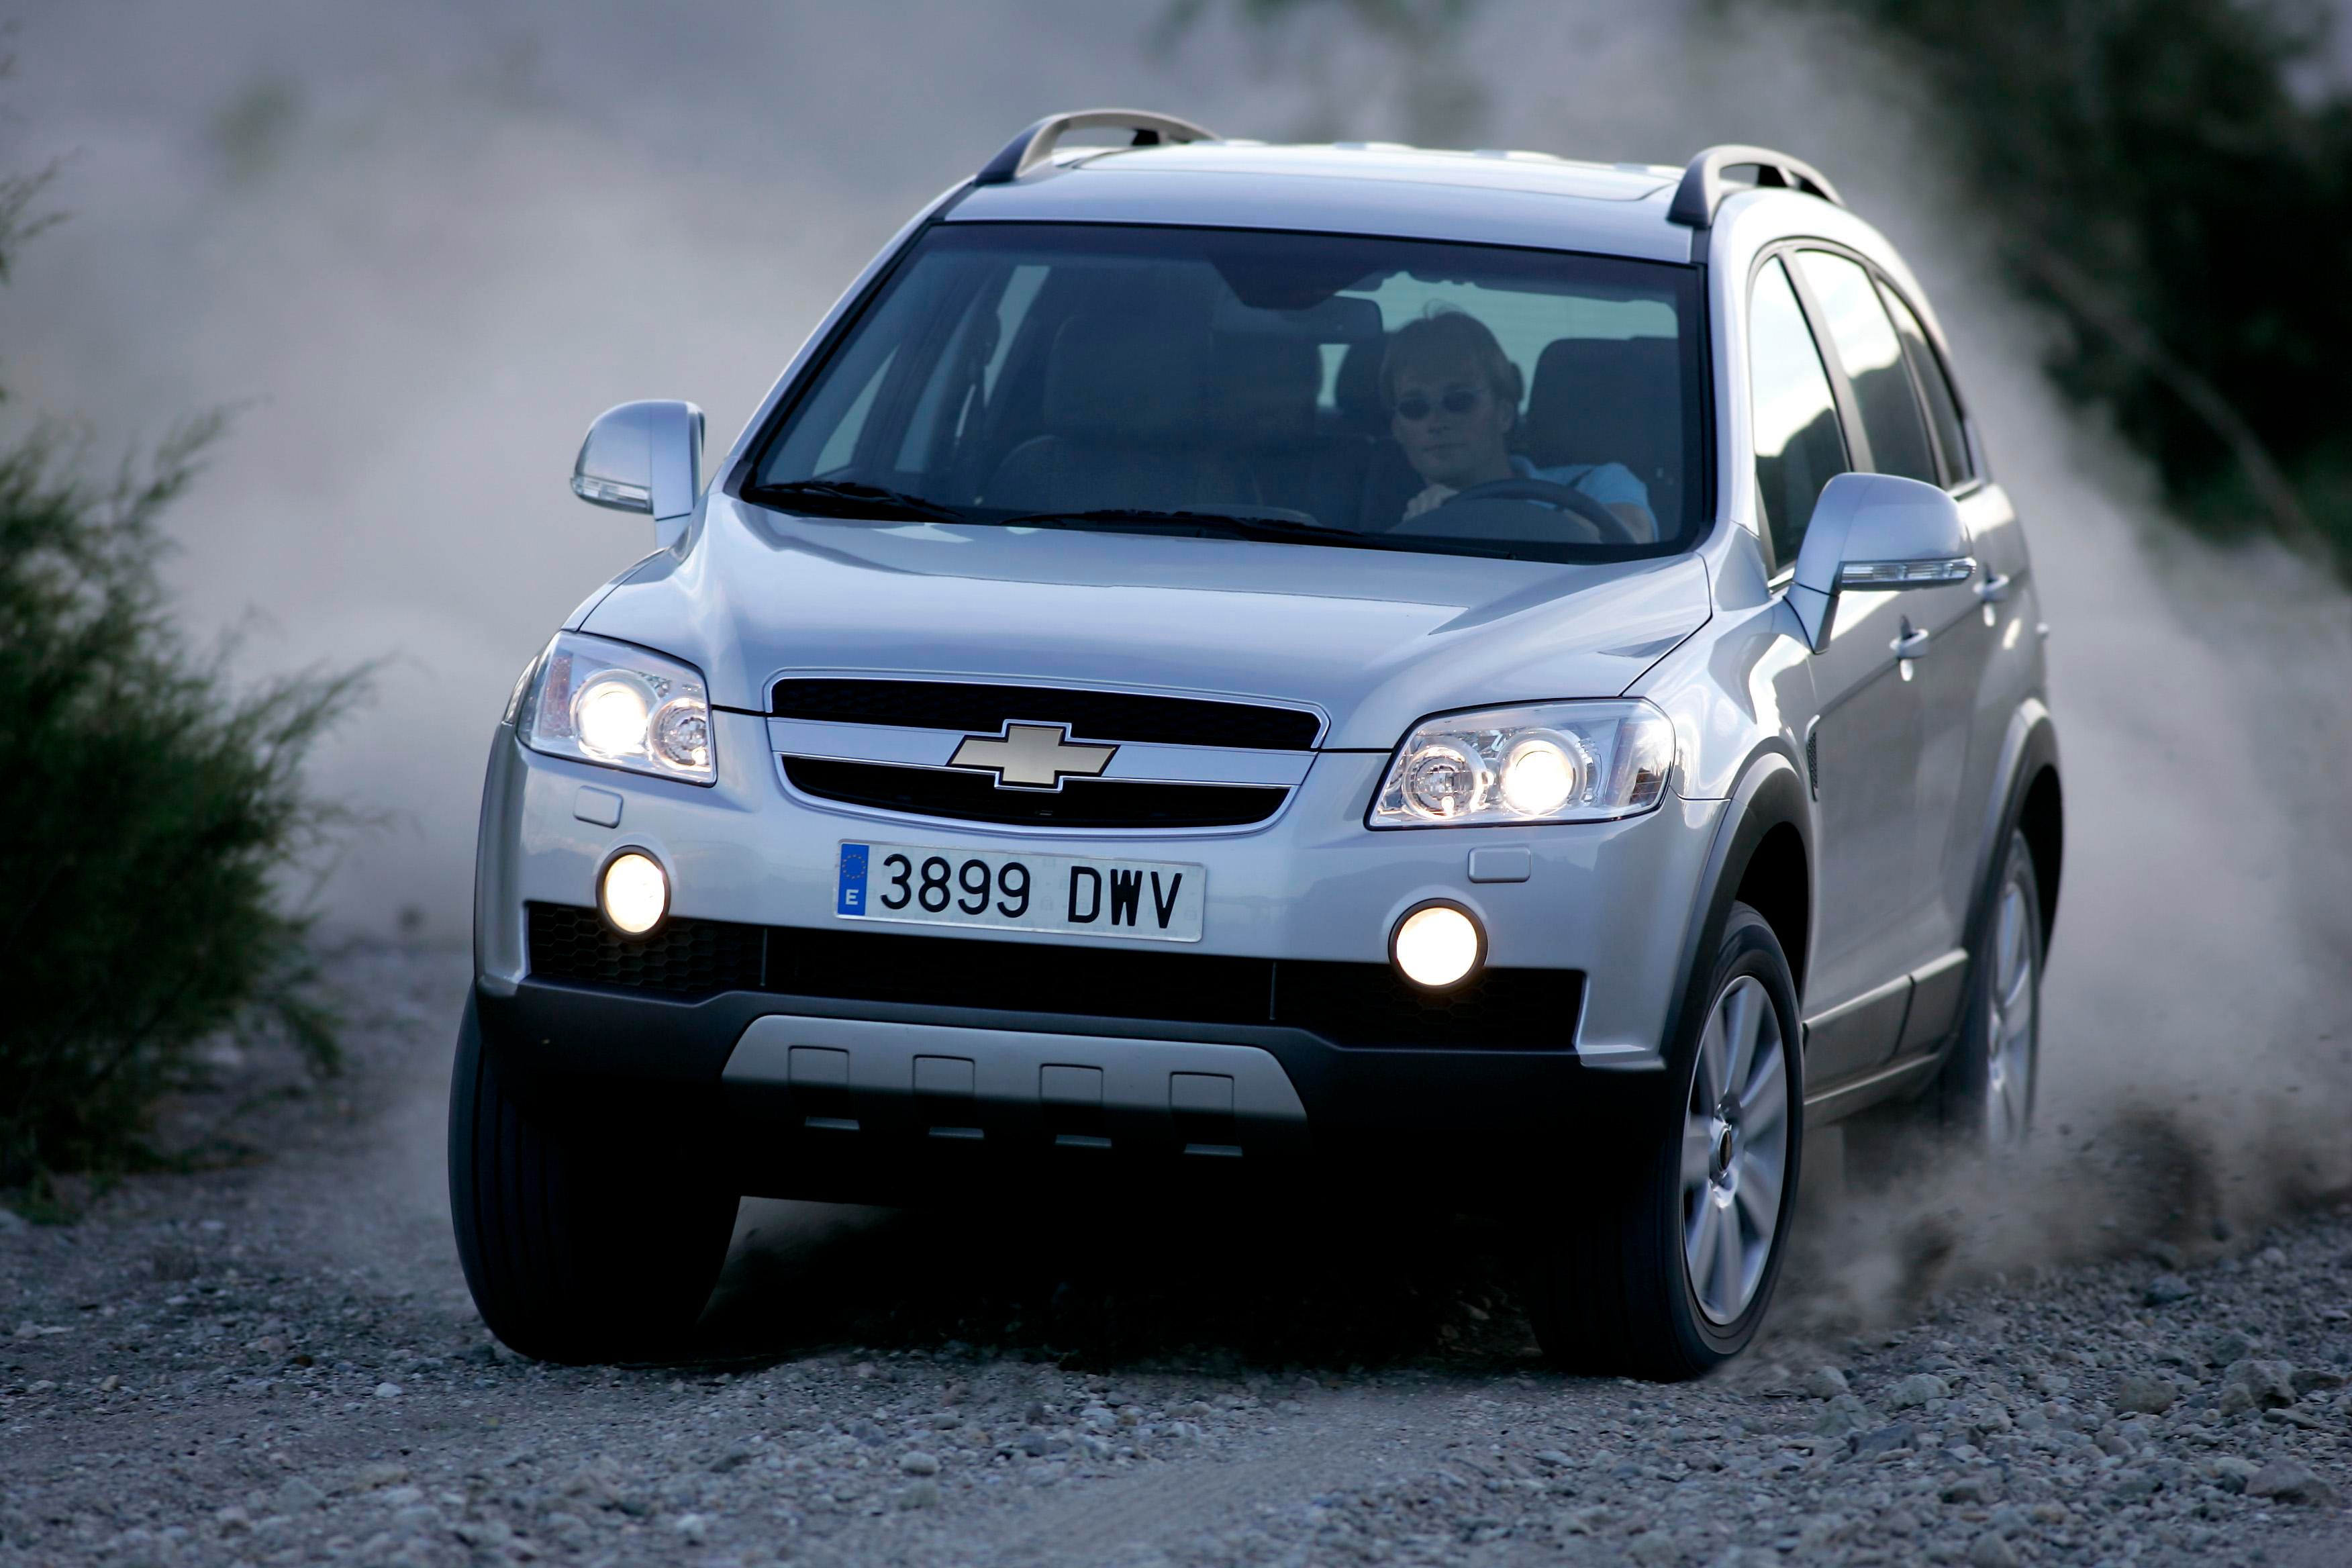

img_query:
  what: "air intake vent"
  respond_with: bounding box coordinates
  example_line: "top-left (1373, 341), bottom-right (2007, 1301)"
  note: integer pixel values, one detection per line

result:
top-left (524, 904), bottom-right (1581, 1050)
top-left (526, 903), bottom-right (763, 997)
top-left (771, 679), bottom-right (1321, 750)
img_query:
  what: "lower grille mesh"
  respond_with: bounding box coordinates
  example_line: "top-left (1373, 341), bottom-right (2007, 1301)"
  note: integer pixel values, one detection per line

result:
top-left (526, 903), bottom-right (763, 997)
top-left (524, 903), bottom-right (1579, 1049)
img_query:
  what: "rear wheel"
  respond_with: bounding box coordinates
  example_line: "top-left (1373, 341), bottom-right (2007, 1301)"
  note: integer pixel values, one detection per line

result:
top-left (447, 998), bottom-right (739, 1363)
top-left (1937, 830), bottom-right (2043, 1146)
top-left (1524, 903), bottom-right (1803, 1379)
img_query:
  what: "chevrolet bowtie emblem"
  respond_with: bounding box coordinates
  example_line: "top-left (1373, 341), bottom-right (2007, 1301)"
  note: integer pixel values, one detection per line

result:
top-left (946, 723), bottom-right (1118, 790)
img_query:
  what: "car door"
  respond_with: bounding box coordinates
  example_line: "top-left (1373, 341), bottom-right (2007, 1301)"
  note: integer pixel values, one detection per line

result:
top-left (1876, 277), bottom-right (2037, 1052)
top-left (1790, 248), bottom-right (1991, 1065)
top-left (1747, 254), bottom-right (1918, 1083)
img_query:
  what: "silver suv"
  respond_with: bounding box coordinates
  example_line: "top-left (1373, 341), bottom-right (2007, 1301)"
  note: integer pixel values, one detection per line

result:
top-left (450, 113), bottom-right (2063, 1379)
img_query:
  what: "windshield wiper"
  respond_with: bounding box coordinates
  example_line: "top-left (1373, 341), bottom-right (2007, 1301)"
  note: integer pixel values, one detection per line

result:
top-left (745, 479), bottom-right (973, 526)
top-left (1002, 507), bottom-right (1388, 548)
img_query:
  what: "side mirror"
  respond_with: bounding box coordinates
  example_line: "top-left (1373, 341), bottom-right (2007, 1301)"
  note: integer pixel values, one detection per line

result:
top-left (571, 400), bottom-right (705, 550)
top-left (1786, 473), bottom-right (1975, 652)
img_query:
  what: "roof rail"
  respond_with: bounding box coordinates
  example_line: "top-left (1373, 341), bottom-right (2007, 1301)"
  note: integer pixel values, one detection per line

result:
top-left (1666, 144), bottom-right (1843, 229)
top-left (973, 109), bottom-right (1216, 186)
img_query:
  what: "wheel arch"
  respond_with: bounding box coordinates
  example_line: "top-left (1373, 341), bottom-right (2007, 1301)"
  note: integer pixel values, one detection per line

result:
top-left (1973, 699), bottom-right (2063, 961)
top-left (1660, 751), bottom-right (1814, 1071)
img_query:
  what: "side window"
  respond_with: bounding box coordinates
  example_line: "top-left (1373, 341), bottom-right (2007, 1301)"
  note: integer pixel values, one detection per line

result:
top-left (1876, 283), bottom-right (1975, 488)
top-left (1796, 250), bottom-right (1938, 487)
top-left (1748, 257), bottom-right (1851, 569)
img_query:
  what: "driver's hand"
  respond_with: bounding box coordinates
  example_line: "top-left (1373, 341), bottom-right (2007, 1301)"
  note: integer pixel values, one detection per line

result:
top-left (1402, 483), bottom-right (1457, 521)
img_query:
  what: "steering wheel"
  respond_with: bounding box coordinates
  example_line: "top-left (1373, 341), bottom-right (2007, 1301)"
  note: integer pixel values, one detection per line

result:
top-left (1438, 477), bottom-right (1640, 544)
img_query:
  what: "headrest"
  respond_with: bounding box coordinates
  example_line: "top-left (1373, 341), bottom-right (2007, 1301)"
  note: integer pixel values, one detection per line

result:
top-left (1523, 336), bottom-right (1681, 472)
top-left (1044, 311), bottom-right (1210, 440)
top-left (1334, 333), bottom-right (1391, 437)
top-left (1208, 333), bottom-right (1321, 442)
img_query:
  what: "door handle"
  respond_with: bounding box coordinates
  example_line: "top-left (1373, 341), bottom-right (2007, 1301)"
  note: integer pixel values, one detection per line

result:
top-left (1975, 573), bottom-right (2013, 603)
top-left (1892, 624), bottom-right (1932, 658)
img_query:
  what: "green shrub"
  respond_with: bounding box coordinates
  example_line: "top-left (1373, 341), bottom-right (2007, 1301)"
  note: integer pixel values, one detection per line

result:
top-left (0, 167), bottom-right (360, 1186)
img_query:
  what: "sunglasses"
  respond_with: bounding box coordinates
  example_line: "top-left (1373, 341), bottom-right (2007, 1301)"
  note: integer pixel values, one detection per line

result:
top-left (1393, 387), bottom-right (1485, 422)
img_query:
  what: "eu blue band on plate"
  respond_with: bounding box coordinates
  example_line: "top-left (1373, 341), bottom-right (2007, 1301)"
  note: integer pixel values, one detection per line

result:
top-left (836, 843), bottom-right (870, 916)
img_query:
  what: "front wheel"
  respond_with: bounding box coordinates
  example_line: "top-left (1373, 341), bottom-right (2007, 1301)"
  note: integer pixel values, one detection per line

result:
top-left (1524, 903), bottom-right (1804, 1379)
top-left (447, 998), bottom-right (740, 1363)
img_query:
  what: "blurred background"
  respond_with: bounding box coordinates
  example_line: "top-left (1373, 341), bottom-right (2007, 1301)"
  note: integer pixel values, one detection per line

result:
top-left (3, 0), bottom-right (2348, 1231)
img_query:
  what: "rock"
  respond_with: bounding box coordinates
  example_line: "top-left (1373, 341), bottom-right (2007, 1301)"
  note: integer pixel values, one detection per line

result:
top-left (1812, 1393), bottom-right (1870, 1436)
top-left (1888, 1373), bottom-right (1948, 1410)
top-left (2144, 1240), bottom-right (2186, 1270)
top-left (2246, 1461), bottom-right (2343, 1508)
top-left (2207, 1457), bottom-right (2260, 1493)
top-left (2114, 1375), bottom-right (2175, 1415)
top-left (0, 1208), bottom-right (26, 1234)
top-left (353, 1463), bottom-right (409, 1490)
top-left (2220, 1359), bottom-right (2298, 1410)
top-left (2206, 1330), bottom-right (2252, 1366)
top-left (896, 1481), bottom-right (940, 1510)
top-left (372, 1381), bottom-right (401, 1399)
top-left (1628, 1533), bottom-right (1683, 1566)
top-left (2108, 1469), bottom-right (2161, 1502)
top-left (274, 1478), bottom-right (324, 1513)
top-left (1942, 1474), bottom-right (1998, 1505)
top-left (2143, 1274), bottom-right (2195, 1306)
top-left (1969, 1532), bottom-right (2021, 1568)
top-left (671, 1513), bottom-right (708, 1543)
top-left (2292, 1367), bottom-right (2346, 1395)
top-left (1852, 1422), bottom-right (1917, 1461)
top-left (899, 1451), bottom-right (940, 1477)
top-left (1803, 1367), bottom-right (1851, 1399)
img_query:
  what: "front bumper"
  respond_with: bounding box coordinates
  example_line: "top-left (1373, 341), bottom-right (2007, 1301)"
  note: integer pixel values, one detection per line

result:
top-left (471, 715), bottom-right (1720, 1197)
top-left (475, 978), bottom-right (1671, 1202)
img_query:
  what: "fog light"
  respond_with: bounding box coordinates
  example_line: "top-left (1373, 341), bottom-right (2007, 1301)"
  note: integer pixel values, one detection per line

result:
top-left (1391, 901), bottom-right (1483, 989)
top-left (600, 850), bottom-right (669, 936)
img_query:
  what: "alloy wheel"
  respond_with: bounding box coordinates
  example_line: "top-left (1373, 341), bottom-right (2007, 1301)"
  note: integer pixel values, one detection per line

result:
top-left (1680, 974), bottom-right (1790, 1325)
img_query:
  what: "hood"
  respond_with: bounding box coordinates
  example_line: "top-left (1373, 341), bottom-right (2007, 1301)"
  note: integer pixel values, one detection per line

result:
top-left (581, 496), bottom-right (1713, 749)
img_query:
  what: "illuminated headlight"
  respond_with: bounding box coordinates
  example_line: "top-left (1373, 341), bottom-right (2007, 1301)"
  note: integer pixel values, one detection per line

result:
top-left (600, 850), bottom-right (669, 935)
top-left (1370, 700), bottom-right (1675, 828)
top-left (519, 632), bottom-right (716, 784)
top-left (1391, 902), bottom-right (1483, 989)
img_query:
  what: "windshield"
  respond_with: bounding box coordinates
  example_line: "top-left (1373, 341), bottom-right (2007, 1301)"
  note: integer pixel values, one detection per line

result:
top-left (742, 222), bottom-right (1709, 562)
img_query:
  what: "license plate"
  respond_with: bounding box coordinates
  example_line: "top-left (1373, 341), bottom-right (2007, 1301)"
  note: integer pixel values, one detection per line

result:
top-left (834, 841), bottom-right (1204, 942)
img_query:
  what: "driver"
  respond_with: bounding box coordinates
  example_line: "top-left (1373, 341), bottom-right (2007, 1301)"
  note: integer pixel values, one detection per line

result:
top-left (1383, 309), bottom-right (1653, 537)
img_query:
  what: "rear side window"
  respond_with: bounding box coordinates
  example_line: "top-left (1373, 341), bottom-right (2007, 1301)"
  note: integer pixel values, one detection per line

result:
top-left (1796, 250), bottom-right (1938, 487)
top-left (1747, 257), bottom-right (1850, 568)
top-left (1876, 283), bottom-right (1974, 488)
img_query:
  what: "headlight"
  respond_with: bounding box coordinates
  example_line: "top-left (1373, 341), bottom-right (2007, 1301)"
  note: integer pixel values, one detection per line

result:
top-left (1369, 699), bottom-right (1674, 827)
top-left (520, 632), bottom-right (716, 785)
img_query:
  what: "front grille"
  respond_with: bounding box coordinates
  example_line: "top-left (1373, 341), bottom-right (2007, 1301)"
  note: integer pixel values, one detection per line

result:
top-left (526, 903), bottom-right (763, 997)
top-left (771, 678), bottom-right (1322, 751)
top-left (525, 904), bottom-right (1581, 1049)
top-left (783, 758), bottom-right (1286, 830)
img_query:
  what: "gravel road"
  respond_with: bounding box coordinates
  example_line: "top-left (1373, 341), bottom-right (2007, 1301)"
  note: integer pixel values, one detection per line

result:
top-left (5, 945), bottom-right (2349, 1568)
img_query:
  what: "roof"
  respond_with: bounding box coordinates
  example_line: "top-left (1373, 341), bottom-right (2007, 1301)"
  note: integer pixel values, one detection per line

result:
top-left (946, 140), bottom-right (1696, 263)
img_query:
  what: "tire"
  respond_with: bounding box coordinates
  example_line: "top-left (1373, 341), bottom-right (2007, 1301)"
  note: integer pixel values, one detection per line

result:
top-left (1936, 829), bottom-right (2043, 1146)
top-left (446, 997), bottom-right (740, 1363)
top-left (1524, 903), bottom-right (1804, 1379)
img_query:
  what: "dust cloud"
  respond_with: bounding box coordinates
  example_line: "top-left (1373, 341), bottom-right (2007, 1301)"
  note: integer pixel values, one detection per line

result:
top-left (5, 1), bottom-right (2345, 1303)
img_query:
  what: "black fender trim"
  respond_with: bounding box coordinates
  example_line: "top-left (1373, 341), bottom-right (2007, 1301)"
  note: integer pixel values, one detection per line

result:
top-left (1950, 702), bottom-right (2063, 1042)
top-left (1655, 755), bottom-right (1813, 1083)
